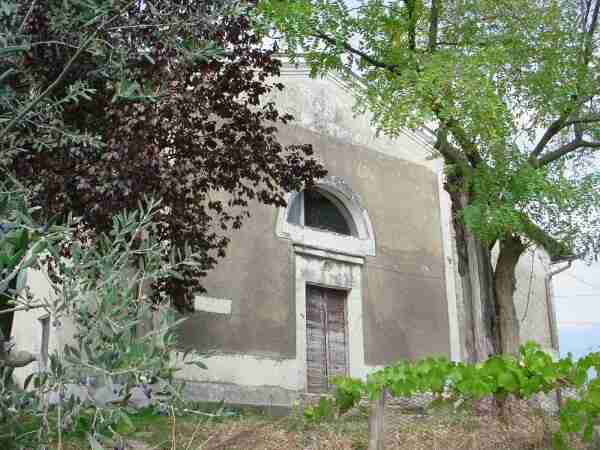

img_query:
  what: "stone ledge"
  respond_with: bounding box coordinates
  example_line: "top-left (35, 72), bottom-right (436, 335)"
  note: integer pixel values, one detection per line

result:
top-left (181, 380), bottom-right (300, 413)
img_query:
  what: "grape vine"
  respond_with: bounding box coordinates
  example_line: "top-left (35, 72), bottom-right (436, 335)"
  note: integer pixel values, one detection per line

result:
top-left (332, 342), bottom-right (600, 448)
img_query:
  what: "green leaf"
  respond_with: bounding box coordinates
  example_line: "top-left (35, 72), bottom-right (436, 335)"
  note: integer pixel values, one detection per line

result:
top-left (497, 371), bottom-right (518, 392)
top-left (23, 372), bottom-right (35, 391)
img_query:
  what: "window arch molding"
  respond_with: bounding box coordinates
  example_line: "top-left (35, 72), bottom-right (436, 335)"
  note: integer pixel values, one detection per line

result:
top-left (275, 176), bottom-right (376, 258)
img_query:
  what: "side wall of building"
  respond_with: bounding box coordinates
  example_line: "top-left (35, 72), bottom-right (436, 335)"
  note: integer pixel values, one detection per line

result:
top-left (513, 249), bottom-right (554, 351)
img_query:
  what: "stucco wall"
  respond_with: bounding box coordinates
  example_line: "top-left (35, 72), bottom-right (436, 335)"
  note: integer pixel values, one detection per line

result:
top-left (179, 121), bottom-right (450, 368)
top-left (178, 203), bottom-right (296, 357)
top-left (178, 64), bottom-right (451, 373)
top-left (268, 61), bottom-right (435, 166)
top-left (11, 268), bottom-right (77, 386)
top-left (281, 125), bottom-right (450, 363)
top-left (512, 248), bottom-right (553, 350)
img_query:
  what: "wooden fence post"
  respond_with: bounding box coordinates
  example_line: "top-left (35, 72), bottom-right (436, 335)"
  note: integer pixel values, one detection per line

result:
top-left (368, 389), bottom-right (386, 450)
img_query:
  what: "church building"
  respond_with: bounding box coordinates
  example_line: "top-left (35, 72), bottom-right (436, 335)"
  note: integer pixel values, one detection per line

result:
top-left (12, 59), bottom-right (558, 408)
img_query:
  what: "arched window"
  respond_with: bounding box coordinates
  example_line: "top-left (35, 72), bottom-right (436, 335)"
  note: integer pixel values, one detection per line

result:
top-left (287, 188), bottom-right (357, 236)
top-left (276, 177), bottom-right (376, 257)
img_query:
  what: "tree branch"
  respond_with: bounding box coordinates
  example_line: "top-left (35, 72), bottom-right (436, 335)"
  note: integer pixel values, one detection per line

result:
top-left (428, 0), bottom-right (441, 52)
top-left (446, 119), bottom-right (482, 166)
top-left (18, 0), bottom-right (37, 34)
top-left (583, 0), bottom-right (600, 64)
top-left (520, 214), bottom-right (572, 260)
top-left (312, 25), bottom-right (483, 168)
top-left (529, 93), bottom-right (599, 164)
top-left (312, 32), bottom-right (400, 73)
top-left (407, 0), bottom-right (417, 52)
top-left (565, 113), bottom-right (600, 126)
top-left (0, 69), bottom-right (15, 85)
top-left (0, 303), bottom-right (46, 316)
top-left (0, 0), bottom-right (137, 143)
top-left (538, 138), bottom-right (600, 166)
top-left (0, 38), bottom-right (97, 143)
top-left (434, 126), bottom-right (468, 167)
top-left (0, 238), bottom-right (45, 295)
top-left (529, 114), bottom-right (570, 162)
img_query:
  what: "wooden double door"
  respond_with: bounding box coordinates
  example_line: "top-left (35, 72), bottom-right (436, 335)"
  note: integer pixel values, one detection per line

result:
top-left (305, 285), bottom-right (348, 393)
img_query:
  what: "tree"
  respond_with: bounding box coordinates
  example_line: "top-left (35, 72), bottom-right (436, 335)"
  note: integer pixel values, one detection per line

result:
top-left (1, 0), bottom-right (326, 314)
top-left (0, 199), bottom-right (211, 449)
top-left (257, 0), bottom-right (600, 357)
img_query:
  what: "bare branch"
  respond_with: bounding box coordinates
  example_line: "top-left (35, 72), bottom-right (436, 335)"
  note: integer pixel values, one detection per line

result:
top-left (529, 114), bottom-right (570, 162)
top-left (538, 138), bottom-right (600, 166)
top-left (312, 32), bottom-right (399, 72)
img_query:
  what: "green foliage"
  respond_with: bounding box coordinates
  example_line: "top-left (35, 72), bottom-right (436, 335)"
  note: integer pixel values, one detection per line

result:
top-left (303, 396), bottom-right (336, 424)
top-left (2, 0), bottom-right (326, 310)
top-left (0, 366), bottom-right (39, 449)
top-left (0, 175), bottom-right (69, 339)
top-left (331, 342), bottom-right (600, 449)
top-left (256, 0), bottom-right (600, 260)
top-left (332, 376), bottom-right (364, 415)
top-left (0, 198), bottom-right (210, 449)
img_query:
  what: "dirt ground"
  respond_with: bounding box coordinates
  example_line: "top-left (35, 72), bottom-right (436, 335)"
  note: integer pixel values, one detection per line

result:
top-left (106, 406), bottom-right (587, 450)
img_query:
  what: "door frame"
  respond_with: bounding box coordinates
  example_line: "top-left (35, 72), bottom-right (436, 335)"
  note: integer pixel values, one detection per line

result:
top-left (293, 246), bottom-right (367, 392)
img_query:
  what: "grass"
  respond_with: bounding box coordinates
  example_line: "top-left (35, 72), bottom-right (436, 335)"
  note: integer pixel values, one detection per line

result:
top-left (1, 401), bottom-right (595, 449)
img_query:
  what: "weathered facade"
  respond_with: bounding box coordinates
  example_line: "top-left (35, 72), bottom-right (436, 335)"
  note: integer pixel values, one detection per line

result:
top-left (11, 61), bottom-right (558, 407)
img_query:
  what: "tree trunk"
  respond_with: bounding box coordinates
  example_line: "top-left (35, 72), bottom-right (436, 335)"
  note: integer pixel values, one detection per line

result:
top-left (493, 235), bottom-right (525, 355)
top-left (466, 231), bottom-right (498, 359)
top-left (446, 178), bottom-right (528, 359)
top-left (448, 188), bottom-right (497, 361)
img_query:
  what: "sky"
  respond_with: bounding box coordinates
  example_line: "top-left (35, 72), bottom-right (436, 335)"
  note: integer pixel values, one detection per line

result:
top-left (554, 262), bottom-right (600, 359)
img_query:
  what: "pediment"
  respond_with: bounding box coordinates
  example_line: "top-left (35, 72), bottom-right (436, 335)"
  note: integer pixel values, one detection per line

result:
top-left (266, 58), bottom-right (440, 170)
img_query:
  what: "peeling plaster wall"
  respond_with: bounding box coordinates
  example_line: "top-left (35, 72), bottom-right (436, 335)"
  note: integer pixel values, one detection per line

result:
top-left (178, 199), bottom-right (296, 357)
top-left (266, 62), bottom-right (436, 168)
top-left (181, 123), bottom-right (451, 359)
top-left (175, 68), bottom-right (453, 398)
